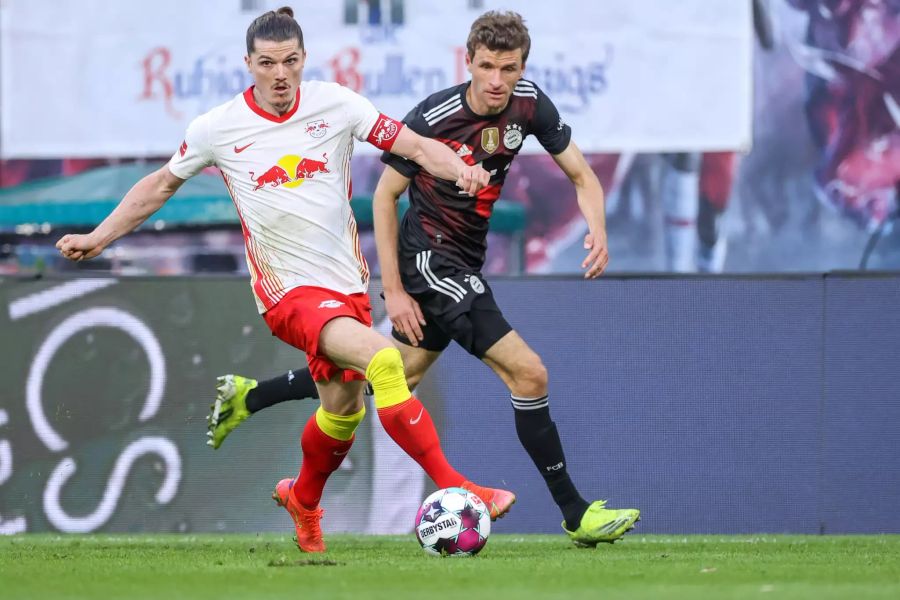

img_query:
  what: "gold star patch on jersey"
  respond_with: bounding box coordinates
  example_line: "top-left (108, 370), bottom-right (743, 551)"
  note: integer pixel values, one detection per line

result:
top-left (481, 127), bottom-right (499, 154)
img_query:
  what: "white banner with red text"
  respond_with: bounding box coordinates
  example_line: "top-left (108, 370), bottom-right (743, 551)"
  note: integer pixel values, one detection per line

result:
top-left (0, 0), bottom-right (752, 158)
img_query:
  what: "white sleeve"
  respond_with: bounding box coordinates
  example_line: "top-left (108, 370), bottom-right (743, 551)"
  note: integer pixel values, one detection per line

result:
top-left (339, 86), bottom-right (381, 142)
top-left (167, 113), bottom-right (215, 180)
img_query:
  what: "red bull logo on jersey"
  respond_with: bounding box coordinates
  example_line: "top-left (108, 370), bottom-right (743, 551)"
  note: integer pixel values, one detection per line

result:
top-left (249, 153), bottom-right (330, 191)
top-left (249, 165), bottom-right (292, 190)
top-left (295, 154), bottom-right (330, 179)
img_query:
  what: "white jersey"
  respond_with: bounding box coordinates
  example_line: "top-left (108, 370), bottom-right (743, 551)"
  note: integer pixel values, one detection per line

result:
top-left (168, 81), bottom-right (403, 313)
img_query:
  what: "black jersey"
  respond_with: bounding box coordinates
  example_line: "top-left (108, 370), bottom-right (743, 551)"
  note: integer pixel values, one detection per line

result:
top-left (382, 79), bottom-right (572, 270)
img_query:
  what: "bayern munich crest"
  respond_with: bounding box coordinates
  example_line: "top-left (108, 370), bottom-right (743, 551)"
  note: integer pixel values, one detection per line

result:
top-left (503, 123), bottom-right (523, 150)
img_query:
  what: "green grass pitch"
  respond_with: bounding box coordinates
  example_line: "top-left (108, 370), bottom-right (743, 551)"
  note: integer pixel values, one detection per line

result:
top-left (2, 534), bottom-right (899, 599)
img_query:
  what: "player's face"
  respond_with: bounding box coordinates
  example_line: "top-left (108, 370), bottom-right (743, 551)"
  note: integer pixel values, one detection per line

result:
top-left (245, 38), bottom-right (306, 115)
top-left (465, 46), bottom-right (524, 115)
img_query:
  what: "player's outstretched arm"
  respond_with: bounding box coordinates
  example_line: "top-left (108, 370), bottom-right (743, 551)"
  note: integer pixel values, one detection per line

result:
top-left (388, 127), bottom-right (489, 195)
top-left (56, 166), bottom-right (186, 261)
top-left (552, 141), bottom-right (609, 279)
top-left (372, 166), bottom-right (426, 344)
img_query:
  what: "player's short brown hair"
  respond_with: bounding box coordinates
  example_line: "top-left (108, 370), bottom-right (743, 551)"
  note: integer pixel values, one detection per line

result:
top-left (246, 6), bottom-right (304, 55)
top-left (466, 11), bottom-right (531, 62)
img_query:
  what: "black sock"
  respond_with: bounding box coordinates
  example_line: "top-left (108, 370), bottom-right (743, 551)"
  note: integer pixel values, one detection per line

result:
top-left (512, 395), bottom-right (590, 530)
top-left (245, 367), bottom-right (320, 413)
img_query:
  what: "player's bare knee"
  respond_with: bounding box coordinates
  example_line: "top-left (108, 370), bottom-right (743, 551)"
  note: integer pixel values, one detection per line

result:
top-left (398, 347), bottom-right (433, 392)
top-left (511, 358), bottom-right (548, 397)
top-left (406, 371), bottom-right (423, 390)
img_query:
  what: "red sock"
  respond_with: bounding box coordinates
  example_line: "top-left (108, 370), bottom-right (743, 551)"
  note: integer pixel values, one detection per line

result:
top-left (377, 396), bottom-right (465, 488)
top-left (292, 414), bottom-right (353, 509)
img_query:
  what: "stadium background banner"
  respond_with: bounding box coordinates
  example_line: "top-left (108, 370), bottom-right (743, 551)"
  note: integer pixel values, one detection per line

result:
top-left (0, 0), bottom-right (752, 157)
top-left (0, 276), bottom-right (430, 535)
top-left (2, 275), bottom-right (899, 535)
top-left (338, 0), bottom-right (899, 274)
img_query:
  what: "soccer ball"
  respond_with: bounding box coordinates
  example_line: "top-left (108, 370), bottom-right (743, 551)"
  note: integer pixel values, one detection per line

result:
top-left (414, 487), bottom-right (491, 557)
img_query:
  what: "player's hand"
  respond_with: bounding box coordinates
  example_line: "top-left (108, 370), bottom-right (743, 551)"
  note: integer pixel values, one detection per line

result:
top-left (582, 231), bottom-right (609, 279)
top-left (385, 288), bottom-right (426, 346)
top-left (455, 164), bottom-right (490, 196)
top-left (55, 233), bottom-right (105, 262)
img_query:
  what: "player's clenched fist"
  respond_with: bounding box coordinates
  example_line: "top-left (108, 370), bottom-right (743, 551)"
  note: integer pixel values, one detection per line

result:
top-left (56, 233), bottom-right (105, 262)
top-left (455, 164), bottom-right (490, 196)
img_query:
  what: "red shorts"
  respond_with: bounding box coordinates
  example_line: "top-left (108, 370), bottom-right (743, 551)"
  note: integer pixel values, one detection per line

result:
top-left (263, 285), bottom-right (373, 383)
top-left (700, 152), bottom-right (737, 209)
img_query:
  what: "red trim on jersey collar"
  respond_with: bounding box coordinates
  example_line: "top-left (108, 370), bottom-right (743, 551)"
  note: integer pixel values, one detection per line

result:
top-left (243, 86), bottom-right (301, 123)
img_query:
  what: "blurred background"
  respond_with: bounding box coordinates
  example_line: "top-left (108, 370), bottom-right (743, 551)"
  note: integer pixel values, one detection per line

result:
top-left (1, 0), bottom-right (898, 536)
top-left (2, 0), bottom-right (896, 275)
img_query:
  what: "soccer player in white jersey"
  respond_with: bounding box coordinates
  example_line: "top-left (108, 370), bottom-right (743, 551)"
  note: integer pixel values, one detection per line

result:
top-left (56, 6), bottom-right (514, 553)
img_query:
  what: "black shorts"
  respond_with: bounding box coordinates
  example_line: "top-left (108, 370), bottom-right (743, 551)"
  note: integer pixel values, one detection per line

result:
top-left (391, 250), bottom-right (512, 358)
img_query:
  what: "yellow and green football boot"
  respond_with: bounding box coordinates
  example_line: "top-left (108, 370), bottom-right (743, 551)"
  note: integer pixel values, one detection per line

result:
top-left (563, 500), bottom-right (640, 547)
top-left (206, 374), bottom-right (257, 449)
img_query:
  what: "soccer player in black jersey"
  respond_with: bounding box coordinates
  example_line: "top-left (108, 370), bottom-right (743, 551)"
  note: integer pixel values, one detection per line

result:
top-left (208, 11), bottom-right (640, 546)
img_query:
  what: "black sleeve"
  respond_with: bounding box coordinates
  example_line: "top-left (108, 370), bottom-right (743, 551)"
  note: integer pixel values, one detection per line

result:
top-left (380, 103), bottom-right (430, 177)
top-left (532, 87), bottom-right (572, 155)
